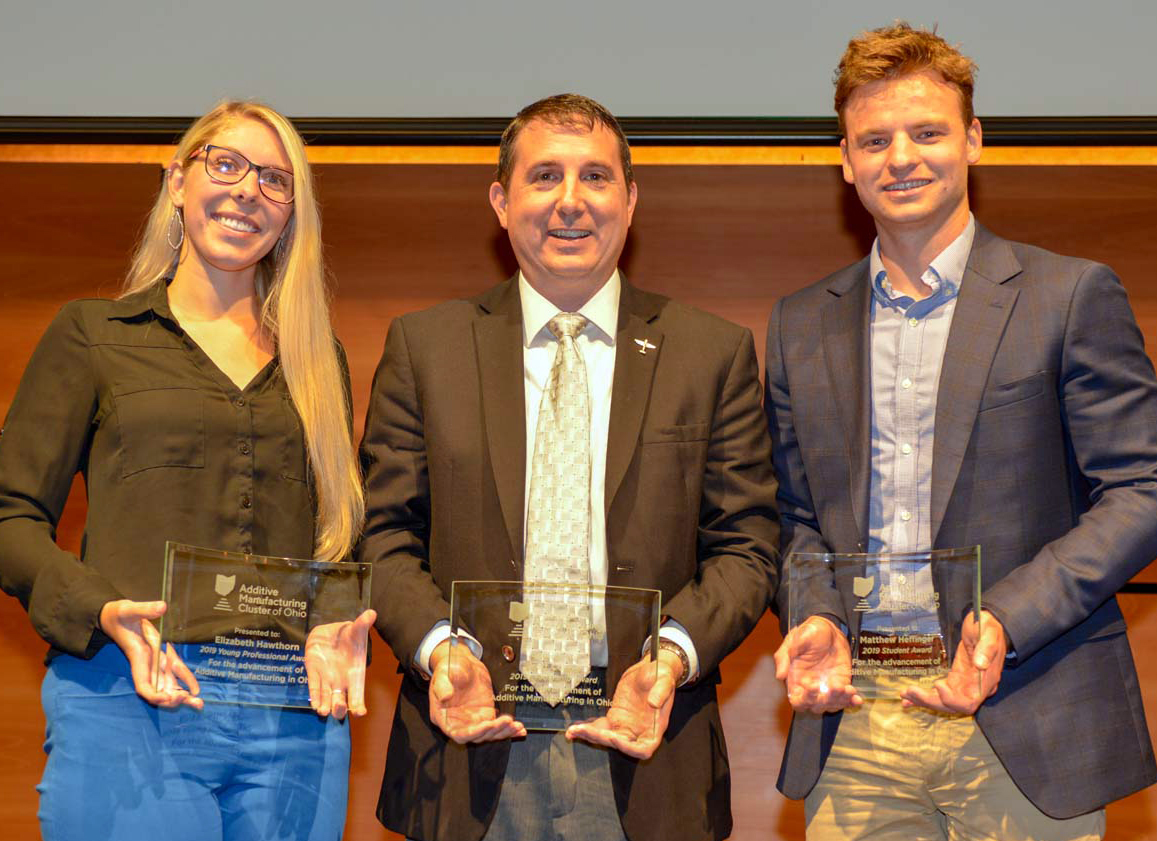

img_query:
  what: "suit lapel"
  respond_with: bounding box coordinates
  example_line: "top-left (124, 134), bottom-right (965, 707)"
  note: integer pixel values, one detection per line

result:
top-left (931, 227), bottom-right (1022, 544)
top-left (606, 281), bottom-right (663, 513)
top-left (473, 279), bottom-right (528, 567)
top-left (821, 263), bottom-right (873, 547)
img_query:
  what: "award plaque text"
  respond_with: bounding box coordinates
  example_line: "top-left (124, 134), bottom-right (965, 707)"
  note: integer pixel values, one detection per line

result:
top-left (787, 547), bottom-right (982, 699)
top-left (157, 542), bottom-right (372, 708)
top-left (449, 581), bottom-right (661, 731)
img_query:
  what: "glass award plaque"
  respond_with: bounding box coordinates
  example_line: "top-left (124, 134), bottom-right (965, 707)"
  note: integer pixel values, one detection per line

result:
top-left (157, 542), bottom-right (372, 708)
top-left (786, 547), bottom-right (982, 699)
top-left (448, 581), bottom-right (662, 732)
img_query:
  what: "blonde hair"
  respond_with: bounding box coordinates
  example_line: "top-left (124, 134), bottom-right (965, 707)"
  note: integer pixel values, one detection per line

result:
top-left (124, 101), bottom-right (364, 562)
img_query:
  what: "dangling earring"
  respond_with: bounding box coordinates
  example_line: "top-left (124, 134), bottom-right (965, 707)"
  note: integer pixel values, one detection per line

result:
top-left (273, 232), bottom-right (289, 265)
top-left (167, 209), bottom-right (185, 250)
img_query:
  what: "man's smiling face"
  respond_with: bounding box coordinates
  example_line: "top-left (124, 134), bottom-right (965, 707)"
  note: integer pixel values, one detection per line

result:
top-left (489, 118), bottom-right (637, 309)
top-left (840, 70), bottom-right (981, 241)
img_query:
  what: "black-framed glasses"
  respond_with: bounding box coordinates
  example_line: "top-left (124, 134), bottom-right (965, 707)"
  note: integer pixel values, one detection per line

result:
top-left (197, 145), bottom-right (295, 203)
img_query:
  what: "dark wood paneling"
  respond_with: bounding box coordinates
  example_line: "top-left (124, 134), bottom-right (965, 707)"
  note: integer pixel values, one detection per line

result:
top-left (0, 160), bottom-right (1154, 839)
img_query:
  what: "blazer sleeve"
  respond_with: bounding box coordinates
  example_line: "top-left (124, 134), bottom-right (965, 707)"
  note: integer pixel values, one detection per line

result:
top-left (983, 263), bottom-right (1157, 659)
top-left (0, 302), bottom-right (121, 655)
top-left (764, 298), bottom-right (847, 629)
top-left (358, 316), bottom-right (453, 674)
top-left (660, 325), bottom-right (780, 677)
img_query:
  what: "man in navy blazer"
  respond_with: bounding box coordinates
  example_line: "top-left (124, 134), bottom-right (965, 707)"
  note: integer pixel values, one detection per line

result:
top-left (766, 22), bottom-right (1157, 840)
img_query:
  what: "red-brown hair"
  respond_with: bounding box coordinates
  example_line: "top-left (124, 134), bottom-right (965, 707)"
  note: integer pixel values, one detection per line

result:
top-left (834, 22), bottom-right (977, 136)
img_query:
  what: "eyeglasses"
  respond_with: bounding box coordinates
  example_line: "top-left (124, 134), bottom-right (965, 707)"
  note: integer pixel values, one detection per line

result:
top-left (196, 145), bottom-right (295, 204)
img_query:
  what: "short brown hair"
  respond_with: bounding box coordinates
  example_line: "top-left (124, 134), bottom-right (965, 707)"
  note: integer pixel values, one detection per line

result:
top-left (495, 93), bottom-right (633, 189)
top-left (834, 22), bottom-right (977, 136)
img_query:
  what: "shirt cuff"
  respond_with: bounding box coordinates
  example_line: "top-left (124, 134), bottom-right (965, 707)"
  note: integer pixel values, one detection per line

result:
top-left (414, 619), bottom-right (483, 676)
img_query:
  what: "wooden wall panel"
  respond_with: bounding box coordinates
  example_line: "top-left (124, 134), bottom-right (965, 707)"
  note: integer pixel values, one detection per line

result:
top-left (0, 159), bottom-right (1154, 839)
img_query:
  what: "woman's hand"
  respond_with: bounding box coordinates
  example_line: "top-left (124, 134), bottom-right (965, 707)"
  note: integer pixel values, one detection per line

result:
top-left (99, 599), bottom-right (203, 709)
top-left (304, 609), bottom-right (377, 720)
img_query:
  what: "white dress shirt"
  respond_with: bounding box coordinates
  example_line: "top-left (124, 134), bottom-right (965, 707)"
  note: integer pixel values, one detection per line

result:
top-left (418, 270), bottom-right (698, 680)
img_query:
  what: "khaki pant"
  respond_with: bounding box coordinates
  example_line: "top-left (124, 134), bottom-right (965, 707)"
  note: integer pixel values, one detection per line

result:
top-left (806, 699), bottom-right (1105, 841)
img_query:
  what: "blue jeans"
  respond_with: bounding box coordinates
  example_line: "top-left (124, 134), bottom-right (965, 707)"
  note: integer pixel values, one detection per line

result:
top-left (37, 645), bottom-right (351, 841)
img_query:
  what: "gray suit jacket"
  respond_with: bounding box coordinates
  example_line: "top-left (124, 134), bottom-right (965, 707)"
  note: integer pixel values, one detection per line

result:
top-left (765, 224), bottom-right (1157, 818)
top-left (360, 277), bottom-right (779, 841)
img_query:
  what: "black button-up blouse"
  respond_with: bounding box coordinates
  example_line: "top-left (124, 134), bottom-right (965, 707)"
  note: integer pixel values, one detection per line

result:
top-left (0, 282), bottom-right (324, 658)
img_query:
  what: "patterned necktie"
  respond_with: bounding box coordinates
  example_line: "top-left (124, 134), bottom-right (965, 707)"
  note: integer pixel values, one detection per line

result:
top-left (520, 313), bottom-right (592, 706)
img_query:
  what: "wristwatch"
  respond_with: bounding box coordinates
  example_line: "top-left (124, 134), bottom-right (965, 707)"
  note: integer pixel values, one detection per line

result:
top-left (648, 638), bottom-right (691, 687)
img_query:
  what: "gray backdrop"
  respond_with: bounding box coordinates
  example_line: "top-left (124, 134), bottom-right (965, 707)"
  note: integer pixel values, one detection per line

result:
top-left (2, 0), bottom-right (1153, 117)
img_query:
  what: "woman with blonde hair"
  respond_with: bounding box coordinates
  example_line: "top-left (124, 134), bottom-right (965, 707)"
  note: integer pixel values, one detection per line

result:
top-left (0, 100), bottom-right (370, 840)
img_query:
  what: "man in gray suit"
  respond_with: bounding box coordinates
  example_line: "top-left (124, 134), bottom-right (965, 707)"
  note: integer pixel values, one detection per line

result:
top-left (766, 22), bottom-right (1157, 840)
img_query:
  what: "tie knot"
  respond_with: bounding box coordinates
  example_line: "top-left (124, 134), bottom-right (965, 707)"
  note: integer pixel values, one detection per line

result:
top-left (548, 313), bottom-right (587, 341)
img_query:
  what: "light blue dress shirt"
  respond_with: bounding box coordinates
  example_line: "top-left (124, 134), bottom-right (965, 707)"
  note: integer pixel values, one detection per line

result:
top-left (862, 216), bottom-right (976, 632)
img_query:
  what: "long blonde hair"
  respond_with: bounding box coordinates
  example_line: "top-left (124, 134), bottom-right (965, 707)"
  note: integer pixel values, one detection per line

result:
top-left (124, 101), bottom-right (364, 562)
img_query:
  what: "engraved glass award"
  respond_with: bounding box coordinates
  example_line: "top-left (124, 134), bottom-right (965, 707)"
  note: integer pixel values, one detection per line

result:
top-left (448, 580), bottom-right (662, 731)
top-left (786, 547), bottom-right (982, 699)
top-left (157, 542), bottom-right (372, 708)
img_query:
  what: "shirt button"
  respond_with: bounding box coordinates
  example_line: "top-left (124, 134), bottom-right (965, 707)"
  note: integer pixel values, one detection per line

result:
top-left (900, 509), bottom-right (912, 522)
top-left (235, 397), bottom-right (246, 408)
top-left (909, 317), bottom-right (919, 327)
top-left (241, 494), bottom-right (252, 509)
top-left (901, 377), bottom-right (913, 389)
top-left (900, 443), bottom-right (913, 455)
top-left (239, 441), bottom-right (251, 455)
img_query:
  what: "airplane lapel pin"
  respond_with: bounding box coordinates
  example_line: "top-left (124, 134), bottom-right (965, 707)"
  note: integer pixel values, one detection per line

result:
top-left (634, 338), bottom-right (657, 355)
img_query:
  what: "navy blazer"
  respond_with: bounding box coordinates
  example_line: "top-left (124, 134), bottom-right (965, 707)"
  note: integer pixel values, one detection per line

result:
top-left (765, 224), bottom-right (1157, 818)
